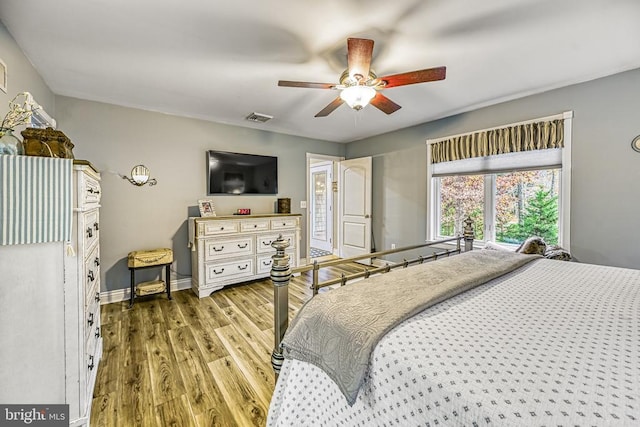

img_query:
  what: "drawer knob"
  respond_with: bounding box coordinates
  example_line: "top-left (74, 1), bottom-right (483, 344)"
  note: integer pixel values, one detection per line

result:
top-left (262, 241), bottom-right (272, 246)
top-left (86, 227), bottom-right (93, 238)
top-left (282, 222), bottom-right (286, 226)
top-left (95, 327), bottom-right (101, 339)
top-left (88, 188), bottom-right (100, 195)
top-left (95, 292), bottom-right (100, 303)
top-left (238, 243), bottom-right (248, 249)
top-left (213, 246), bottom-right (224, 252)
top-left (220, 227), bottom-right (224, 231)
top-left (88, 355), bottom-right (95, 371)
top-left (94, 222), bottom-right (99, 231)
top-left (88, 270), bottom-right (95, 282)
top-left (214, 268), bottom-right (225, 275)
top-left (254, 224), bottom-right (257, 228)
top-left (87, 312), bottom-right (94, 327)
top-left (238, 264), bottom-right (249, 271)
top-left (263, 260), bottom-right (272, 266)
top-left (94, 257), bottom-right (100, 267)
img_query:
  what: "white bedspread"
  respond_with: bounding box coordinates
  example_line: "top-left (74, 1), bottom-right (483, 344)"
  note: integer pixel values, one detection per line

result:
top-left (267, 258), bottom-right (640, 426)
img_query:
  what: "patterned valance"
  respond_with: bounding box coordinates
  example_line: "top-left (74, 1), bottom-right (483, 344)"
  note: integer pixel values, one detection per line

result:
top-left (431, 119), bottom-right (564, 164)
top-left (0, 155), bottom-right (72, 245)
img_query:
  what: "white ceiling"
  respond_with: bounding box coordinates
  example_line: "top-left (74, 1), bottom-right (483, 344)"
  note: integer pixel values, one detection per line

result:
top-left (1, 0), bottom-right (639, 143)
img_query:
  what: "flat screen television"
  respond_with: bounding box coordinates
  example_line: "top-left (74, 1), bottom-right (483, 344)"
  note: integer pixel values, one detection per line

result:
top-left (207, 150), bottom-right (278, 195)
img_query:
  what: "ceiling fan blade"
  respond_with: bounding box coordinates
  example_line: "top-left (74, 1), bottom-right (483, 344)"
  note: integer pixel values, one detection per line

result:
top-left (278, 80), bottom-right (336, 89)
top-left (347, 38), bottom-right (374, 81)
top-left (379, 66), bottom-right (446, 88)
top-left (370, 93), bottom-right (402, 115)
top-left (315, 97), bottom-right (344, 117)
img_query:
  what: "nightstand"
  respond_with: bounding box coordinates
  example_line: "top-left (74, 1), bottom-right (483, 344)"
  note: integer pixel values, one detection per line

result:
top-left (127, 248), bottom-right (173, 307)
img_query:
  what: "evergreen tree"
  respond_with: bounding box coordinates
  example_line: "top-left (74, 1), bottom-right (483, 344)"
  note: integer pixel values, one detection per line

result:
top-left (514, 188), bottom-right (558, 244)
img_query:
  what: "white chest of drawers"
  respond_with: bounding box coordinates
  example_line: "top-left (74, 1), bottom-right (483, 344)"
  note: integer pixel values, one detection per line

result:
top-left (190, 214), bottom-right (301, 298)
top-left (0, 159), bottom-right (101, 427)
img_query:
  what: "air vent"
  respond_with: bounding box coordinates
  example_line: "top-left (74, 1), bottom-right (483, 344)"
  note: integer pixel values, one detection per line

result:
top-left (245, 112), bottom-right (273, 123)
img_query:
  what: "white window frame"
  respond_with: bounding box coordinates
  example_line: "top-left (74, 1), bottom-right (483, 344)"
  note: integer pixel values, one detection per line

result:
top-left (427, 111), bottom-right (573, 250)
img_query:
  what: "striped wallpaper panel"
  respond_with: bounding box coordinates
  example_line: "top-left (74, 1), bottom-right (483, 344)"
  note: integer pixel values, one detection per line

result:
top-left (0, 155), bottom-right (72, 245)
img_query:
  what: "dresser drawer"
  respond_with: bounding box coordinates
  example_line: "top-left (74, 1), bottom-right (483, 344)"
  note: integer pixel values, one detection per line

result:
top-left (203, 237), bottom-right (253, 261)
top-left (200, 221), bottom-right (238, 236)
top-left (256, 251), bottom-right (297, 275)
top-left (257, 233), bottom-right (295, 253)
top-left (79, 173), bottom-right (101, 209)
top-left (85, 298), bottom-right (100, 342)
top-left (271, 218), bottom-right (298, 230)
top-left (87, 282), bottom-right (101, 308)
top-left (240, 220), bottom-right (270, 232)
top-left (85, 307), bottom-right (101, 356)
top-left (81, 209), bottom-right (100, 256)
top-left (85, 311), bottom-right (101, 392)
top-left (204, 258), bottom-right (254, 283)
top-left (84, 245), bottom-right (100, 301)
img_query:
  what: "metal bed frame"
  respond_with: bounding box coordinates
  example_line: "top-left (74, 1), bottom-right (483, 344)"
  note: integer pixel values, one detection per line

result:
top-left (268, 217), bottom-right (476, 377)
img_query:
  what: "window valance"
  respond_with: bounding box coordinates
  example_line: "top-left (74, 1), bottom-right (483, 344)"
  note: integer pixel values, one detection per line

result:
top-left (430, 119), bottom-right (564, 164)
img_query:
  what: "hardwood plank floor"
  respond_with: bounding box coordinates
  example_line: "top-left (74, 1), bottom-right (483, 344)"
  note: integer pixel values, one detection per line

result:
top-left (91, 260), bottom-right (366, 426)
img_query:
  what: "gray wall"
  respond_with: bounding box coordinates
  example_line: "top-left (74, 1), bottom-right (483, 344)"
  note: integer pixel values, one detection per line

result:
top-left (0, 22), bottom-right (55, 131)
top-left (347, 67), bottom-right (640, 269)
top-left (55, 96), bottom-right (345, 292)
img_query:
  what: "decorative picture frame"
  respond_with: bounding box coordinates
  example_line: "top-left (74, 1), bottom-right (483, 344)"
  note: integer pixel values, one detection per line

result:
top-left (0, 58), bottom-right (7, 93)
top-left (198, 199), bottom-right (216, 217)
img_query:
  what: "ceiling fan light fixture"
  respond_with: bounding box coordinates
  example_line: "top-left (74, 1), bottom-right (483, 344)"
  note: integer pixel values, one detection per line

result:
top-left (340, 85), bottom-right (376, 110)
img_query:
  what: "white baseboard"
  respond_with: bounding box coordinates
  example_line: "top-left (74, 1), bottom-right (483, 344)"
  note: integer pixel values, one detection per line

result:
top-left (100, 278), bottom-right (192, 305)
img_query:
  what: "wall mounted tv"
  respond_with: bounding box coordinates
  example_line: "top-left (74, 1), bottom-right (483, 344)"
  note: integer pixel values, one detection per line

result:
top-left (207, 150), bottom-right (278, 195)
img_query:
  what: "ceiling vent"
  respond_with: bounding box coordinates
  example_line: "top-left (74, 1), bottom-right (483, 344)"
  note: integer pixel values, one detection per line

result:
top-left (245, 112), bottom-right (273, 123)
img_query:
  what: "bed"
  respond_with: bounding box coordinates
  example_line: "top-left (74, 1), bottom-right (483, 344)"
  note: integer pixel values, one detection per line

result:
top-left (265, 228), bottom-right (640, 426)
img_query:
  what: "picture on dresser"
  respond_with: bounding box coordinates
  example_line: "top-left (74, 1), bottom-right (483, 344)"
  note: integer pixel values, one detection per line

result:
top-left (198, 199), bottom-right (216, 217)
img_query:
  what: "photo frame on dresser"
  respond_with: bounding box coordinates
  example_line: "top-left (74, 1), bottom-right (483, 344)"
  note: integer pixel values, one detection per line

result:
top-left (198, 199), bottom-right (216, 217)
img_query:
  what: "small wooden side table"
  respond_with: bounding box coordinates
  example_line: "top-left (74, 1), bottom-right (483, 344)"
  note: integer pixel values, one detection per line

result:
top-left (127, 248), bottom-right (173, 308)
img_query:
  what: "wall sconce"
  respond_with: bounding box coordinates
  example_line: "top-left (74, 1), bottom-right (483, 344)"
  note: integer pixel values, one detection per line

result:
top-left (122, 164), bottom-right (157, 186)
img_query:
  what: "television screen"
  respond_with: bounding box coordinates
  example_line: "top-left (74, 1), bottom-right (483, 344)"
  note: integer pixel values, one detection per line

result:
top-left (207, 150), bottom-right (278, 195)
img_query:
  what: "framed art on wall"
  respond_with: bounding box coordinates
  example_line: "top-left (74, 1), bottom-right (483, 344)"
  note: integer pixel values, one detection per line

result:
top-left (198, 199), bottom-right (216, 217)
top-left (0, 58), bottom-right (7, 93)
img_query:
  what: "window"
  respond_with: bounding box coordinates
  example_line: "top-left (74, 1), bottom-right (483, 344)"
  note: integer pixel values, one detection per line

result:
top-left (437, 169), bottom-right (560, 245)
top-left (427, 112), bottom-right (572, 249)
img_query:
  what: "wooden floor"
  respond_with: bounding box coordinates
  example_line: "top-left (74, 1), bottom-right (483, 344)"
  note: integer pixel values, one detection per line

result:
top-left (90, 259), bottom-right (366, 427)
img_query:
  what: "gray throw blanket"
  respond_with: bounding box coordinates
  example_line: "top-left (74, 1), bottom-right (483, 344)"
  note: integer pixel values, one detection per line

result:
top-left (280, 250), bottom-right (539, 405)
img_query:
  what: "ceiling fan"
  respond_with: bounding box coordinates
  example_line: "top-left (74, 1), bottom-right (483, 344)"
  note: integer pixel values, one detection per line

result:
top-left (278, 38), bottom-right (446, 117)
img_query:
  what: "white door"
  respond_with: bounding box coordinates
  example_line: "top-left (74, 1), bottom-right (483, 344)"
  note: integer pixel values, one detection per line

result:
top-left (338, 157), bottom-right (372, 261)
top-left (310, 162), bottom-right (333, 252)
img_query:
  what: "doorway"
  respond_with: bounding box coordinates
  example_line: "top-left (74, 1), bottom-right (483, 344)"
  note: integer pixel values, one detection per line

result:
top-left (305, 154), bottom-right (373, 264)
top-left (306, 154), bottom-right (342, 262)
top-left (310, 161), bottom-right (333, 254)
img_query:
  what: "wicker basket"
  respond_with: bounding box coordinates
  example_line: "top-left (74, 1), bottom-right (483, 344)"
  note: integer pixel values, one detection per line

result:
top-left (127, 248), bottom-right (173, 268)
top-left (136, 280), bottom-right (166, 296)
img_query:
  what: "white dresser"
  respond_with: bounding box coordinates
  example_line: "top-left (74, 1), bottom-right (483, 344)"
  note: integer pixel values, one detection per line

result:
top-left (0, 158), bottom-right (102, 427)
top-left (190, 214), bottom-right (301, 297)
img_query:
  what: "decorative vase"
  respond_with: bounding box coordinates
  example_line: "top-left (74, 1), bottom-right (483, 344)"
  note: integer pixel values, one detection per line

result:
top-left (0, 128), bottom-right (24, 155)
